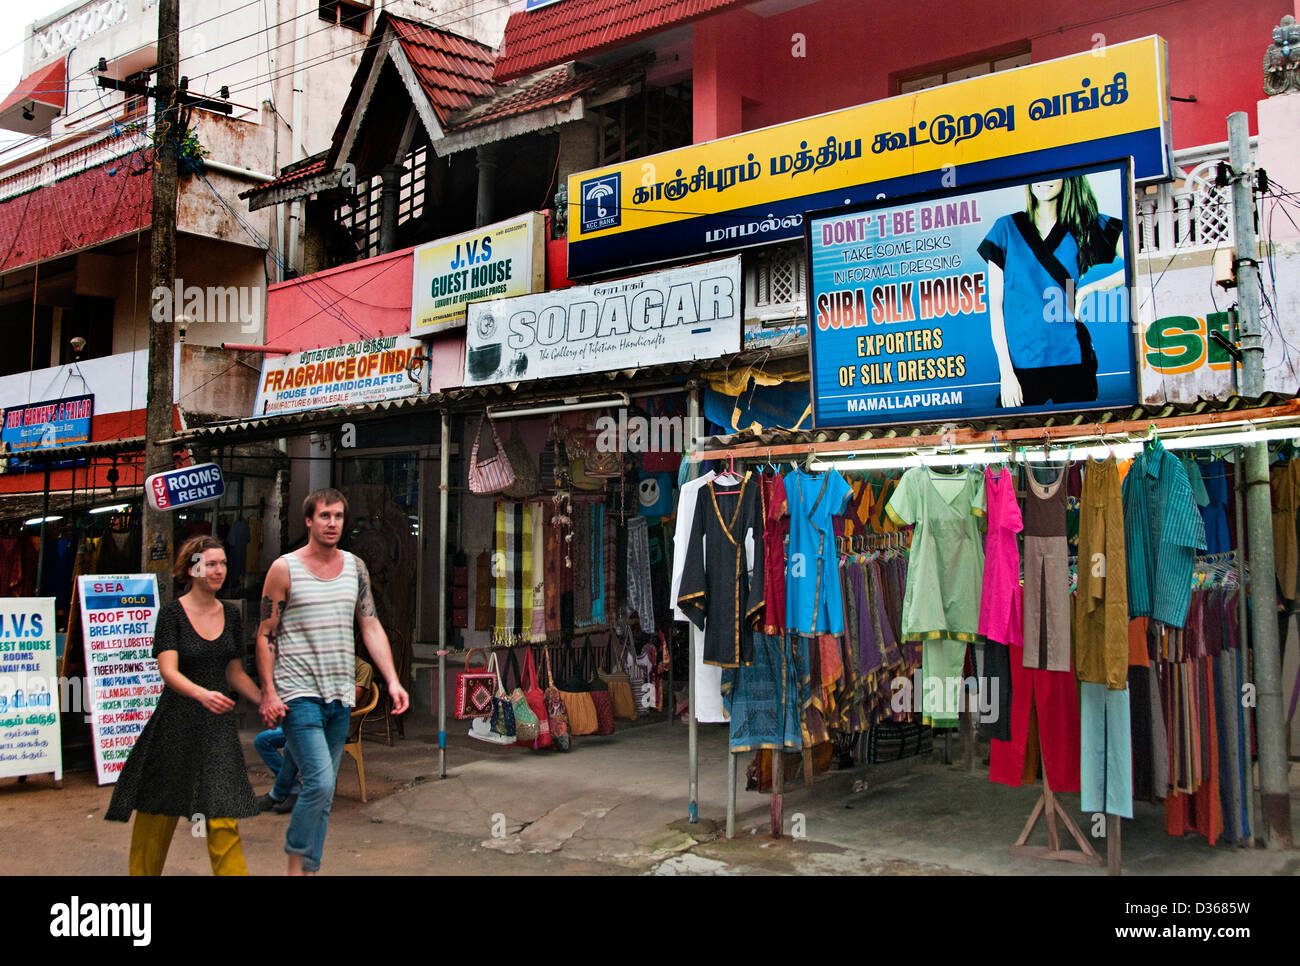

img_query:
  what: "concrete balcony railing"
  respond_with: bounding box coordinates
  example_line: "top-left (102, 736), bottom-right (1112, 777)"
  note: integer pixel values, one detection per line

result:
top-left (1135, 139), bottom-right (1257, 257)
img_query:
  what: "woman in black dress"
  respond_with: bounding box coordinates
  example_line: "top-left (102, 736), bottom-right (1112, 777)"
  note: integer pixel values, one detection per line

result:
top-left (106, 536), bottom-right (262, 875)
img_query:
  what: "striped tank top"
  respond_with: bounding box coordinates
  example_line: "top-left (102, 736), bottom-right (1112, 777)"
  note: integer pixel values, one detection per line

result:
top-left (275, 551), bottom-right (359, 706)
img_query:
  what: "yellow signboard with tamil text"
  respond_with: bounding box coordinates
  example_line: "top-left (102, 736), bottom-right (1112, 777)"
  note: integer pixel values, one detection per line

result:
top-left (567, 36), bottom-right (1169, 277)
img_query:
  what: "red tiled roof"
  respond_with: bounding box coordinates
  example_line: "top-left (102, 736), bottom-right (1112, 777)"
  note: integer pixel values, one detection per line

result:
top-left (450, 53), bottom-right (651, 130)
top-left (239, 153), bottom-right (328, 199)
top-left (388, 15), bottom-right (496, 124)
top-left (0, 150), bottom-right (152, 274)
top-left (494, 0), bottom-right (744, 81)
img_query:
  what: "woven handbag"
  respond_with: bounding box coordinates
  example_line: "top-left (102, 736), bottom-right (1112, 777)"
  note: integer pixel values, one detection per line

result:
top-left (584, 635), bottom-right (616, 736)
top-left (557, 639), bottom-right (599, 736)
top-left (502, 424), bottom-right (540, 499)
top-left (455, 648), bottom-right (496, 719)
top-left (504, 649), bottom-right (540, 744)
top-left (520, 645), bottom-right (551, 749)
top-left (468, 415), bottom-right (517, 495)
top-left (486, 651), bottom-right (517, 740)
top-left (541, 645), bottom-right (571, 751)
top-left (599, 630), bottom-right (638, 721)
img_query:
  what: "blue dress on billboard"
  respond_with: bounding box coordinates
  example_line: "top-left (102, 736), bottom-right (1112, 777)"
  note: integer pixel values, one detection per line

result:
top-left (977, 212), bottom-right (1122, 406)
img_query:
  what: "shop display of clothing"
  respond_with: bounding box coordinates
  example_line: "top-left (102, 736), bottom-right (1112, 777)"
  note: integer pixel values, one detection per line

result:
top-left (678, 473), bottom-right (765, 668)
top-left (1074, 457), bottom-right (1128, 689)
top-left (760, 468), bottom-right (789, 636)
top-left (722, 633), bottom-right (804, 752)
top-left (784, 468), bottom-right (852, 635)
top-left (1022, 465), bottom-right (1071, 672)
top-left (1123, 438), bottom-right (1206, 627)
top-left (442, 405), bottom-right (1262, 863)
top-left (1198, 459), bottom-right (1232, 556)
top-left (978, 465), bottom-right (1022, 647)
top-left (671, 470), bottom-right (726, 723)
top-left (626, 516), bottom-right (655, 634)
top-left (886, 466), bottom-right (986, 640)
top-left (1271, 456), bottom-right (1300, 600)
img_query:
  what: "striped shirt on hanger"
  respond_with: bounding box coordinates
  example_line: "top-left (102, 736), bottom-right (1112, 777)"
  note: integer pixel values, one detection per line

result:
top-left (1122, 438), bottom-right (1206, 628)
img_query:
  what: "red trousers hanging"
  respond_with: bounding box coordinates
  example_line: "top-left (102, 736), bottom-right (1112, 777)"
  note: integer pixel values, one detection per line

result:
top-left (989, 654), bottom-right (1081, 793)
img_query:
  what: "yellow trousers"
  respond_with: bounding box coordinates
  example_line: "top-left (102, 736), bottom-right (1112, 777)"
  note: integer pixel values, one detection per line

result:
top-left (128, 812), bottom-right (249, 876)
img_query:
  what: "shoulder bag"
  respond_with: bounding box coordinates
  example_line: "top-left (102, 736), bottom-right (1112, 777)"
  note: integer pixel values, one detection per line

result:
top-left (541, 645), bottom-right (571, 751)
top-left (468, 414), bottom-right (517, 496)
top-left (584, 634), bottom-right (616, 736)
top-left (599, 629), bottom-right (638, 721)
top-left (557, 638), bottom-right (599, 736)
top-left (455, 648), bottom-right (496, 719)
top-left (504, 648), bottom-right (540, 744)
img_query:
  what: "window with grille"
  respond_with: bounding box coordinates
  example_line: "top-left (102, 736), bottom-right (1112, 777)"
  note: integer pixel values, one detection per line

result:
top-left (334, 144), bottom-right (429, 260)
top-left (745, 243), bottom-right (807, 322)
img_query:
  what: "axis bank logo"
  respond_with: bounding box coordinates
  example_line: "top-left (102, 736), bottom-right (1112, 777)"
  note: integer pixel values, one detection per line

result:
top-left (151, 279), bottom-right (261, 334)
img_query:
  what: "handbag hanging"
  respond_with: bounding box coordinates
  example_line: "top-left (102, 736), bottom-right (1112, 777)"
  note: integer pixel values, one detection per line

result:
top-left (541, 645), bottom-right (571, 751)
top-left (468, 414), bottom-right (517, 496)
top-left (584, 634), bottom-right (616, 736)
top-left (504, 648), bottom-right (540, 744)
top-left (455, 648), bottom-right (497, 719)
top-left (486, 651), bottom-right (517, 741)
top-left (557, 638), bottom-right (599, 736)
top-left (520, 645), bottom-right (551, 749)
top-left (502, 423), bottom-right (540, 499)
top-left (599, 629), bottom-right (638, 721)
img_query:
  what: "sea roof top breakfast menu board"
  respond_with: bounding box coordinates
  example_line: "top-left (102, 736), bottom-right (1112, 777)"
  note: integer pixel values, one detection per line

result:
top-left (80, 575), bottom-right (161, 785)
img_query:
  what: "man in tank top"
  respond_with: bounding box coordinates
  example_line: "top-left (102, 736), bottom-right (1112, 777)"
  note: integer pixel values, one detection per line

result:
top-left (256, 487), bottom-right (410, 876)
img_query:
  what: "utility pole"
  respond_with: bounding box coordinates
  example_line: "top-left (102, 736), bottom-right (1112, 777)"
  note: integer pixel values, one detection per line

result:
top-left (1229, 110), bottom-right (1292, 848)
top-left (101, 0), bottom-right (228, 597)
top-left (140, 0), bottom-right (181, 601)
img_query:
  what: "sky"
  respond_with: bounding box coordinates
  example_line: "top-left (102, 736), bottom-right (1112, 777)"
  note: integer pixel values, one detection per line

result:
top-left (0, 1), bottom-right (97, 156)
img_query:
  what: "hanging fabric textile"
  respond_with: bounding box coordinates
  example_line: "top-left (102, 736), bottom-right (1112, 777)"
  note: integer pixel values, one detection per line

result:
top-left (977, 464), bottom-right (1022, 741)
top-left (671, 470), bottom-right (725, 722)
top-left (1075, 456), bottom-right (1133, 819)
top-left (886, 465), bottom-right (985, 728)
top-left (784, 467), bottom-right (853, 635)
top-left (529, 501), bottom-right (548, 641)
top-left (626, 515), bottom-right (655, 634)
top-left (677, 472), bottom-right (765, 667)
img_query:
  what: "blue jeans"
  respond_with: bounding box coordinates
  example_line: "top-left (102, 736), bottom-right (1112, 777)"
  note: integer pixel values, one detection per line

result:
top-left (253, 728), bottom-right (302, 799)
top-left (281, 698), bottom-right (350, 873)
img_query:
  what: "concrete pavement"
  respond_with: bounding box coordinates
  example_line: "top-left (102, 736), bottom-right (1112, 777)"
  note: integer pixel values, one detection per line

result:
top-left (2, 711), bottom-right (1297, 875)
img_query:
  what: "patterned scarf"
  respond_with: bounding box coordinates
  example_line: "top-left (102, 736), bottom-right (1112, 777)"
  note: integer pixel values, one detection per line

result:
top-left (626, 515), bottom-right (655, 633)
top-left (530, 501), bottom-right (547, 641)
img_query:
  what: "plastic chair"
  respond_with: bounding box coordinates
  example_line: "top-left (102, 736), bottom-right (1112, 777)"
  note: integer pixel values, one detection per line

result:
top-left (341, 682), bottom-right (380, 802)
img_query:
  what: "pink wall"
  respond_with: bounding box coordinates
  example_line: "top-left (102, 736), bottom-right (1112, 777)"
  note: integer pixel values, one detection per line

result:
top-left (693, 0), bottom-right (1290, 148)
top-left (266, 246), bottom-right (465, 392)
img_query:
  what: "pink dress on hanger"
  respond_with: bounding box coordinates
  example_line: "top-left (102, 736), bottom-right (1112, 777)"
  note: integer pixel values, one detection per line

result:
top-left (978, 465), bottom-right (1023, 646)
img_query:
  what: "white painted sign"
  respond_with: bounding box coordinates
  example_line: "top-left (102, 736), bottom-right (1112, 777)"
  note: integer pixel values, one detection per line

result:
top-left (464, 256), bottom-right (743, 385)
top-left (1135, 251), bottom-right (1300, 402)
top-left (80, 574), bottom-right (161, 786)
top-left (253, 335), bottom-right (426, 416)
top-left (0, 598), bottom-right (61, 781)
